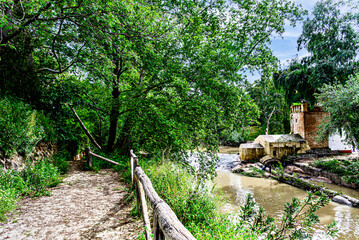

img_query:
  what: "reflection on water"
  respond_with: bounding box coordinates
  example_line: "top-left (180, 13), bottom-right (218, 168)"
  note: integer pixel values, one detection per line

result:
top-left (213, 158), bottom-right (359, 240)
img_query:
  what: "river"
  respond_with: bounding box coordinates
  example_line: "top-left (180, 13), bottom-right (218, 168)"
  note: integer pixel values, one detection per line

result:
top-left (211, 150), bottom-right (359, 240)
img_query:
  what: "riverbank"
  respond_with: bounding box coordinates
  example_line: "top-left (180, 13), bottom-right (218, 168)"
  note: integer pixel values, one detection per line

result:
top-left (231, 155), bottom-right (359, 208)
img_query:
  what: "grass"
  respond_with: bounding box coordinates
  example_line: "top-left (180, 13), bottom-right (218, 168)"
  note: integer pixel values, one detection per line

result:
top-left (0, 159), bottom-right (62, 221)
top-left (312, 158), bottom-right (359, 185)
top-left (134, 159), bottom-right (258, 239)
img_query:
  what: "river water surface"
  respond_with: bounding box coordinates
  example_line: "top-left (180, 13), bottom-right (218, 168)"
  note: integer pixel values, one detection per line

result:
top-left (211, 151), bottom-right (359, 240)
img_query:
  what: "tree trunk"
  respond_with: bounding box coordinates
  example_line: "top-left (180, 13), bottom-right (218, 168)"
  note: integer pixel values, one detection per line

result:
top-left (352, 135), bottom-right (358, 153)
top-left (348, 125), bottom-right (358, 152)
top-left (346, 122), bottom-right (358, 152)
top-left (266, 107), bottom-right (276, 135)
top-left (107, 85), bottom-right (120, 152)
top-left (116, 116), bottom-right (132, 155)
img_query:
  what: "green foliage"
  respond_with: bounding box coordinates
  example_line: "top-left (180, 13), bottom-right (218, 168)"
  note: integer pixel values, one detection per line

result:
top-left (51, 152), bottom-right (70, 174)
top-left (143, 160), bottom-right (258, 239)
top-left (316, 73), bottom-right (359, 151)
top-left (89, 150), bottom-right (128, 175)
top-left (145, 161), bottom-right (217, 226)
top-left (274, 0), bottom-right (359, 106)
top-left (141, 159), bottom-right (336, 239)
top-left (0, 160), bottom-right (62, 221)
top-left (312, 158), bottom-right (359, 185)
top-left (0, 188), bottom-right (17, 221)
top-left (0, 96), bottom-right (47, 157)
top-left (247, 77), bottom-right (289, 134)
top-left (20, 160), bottom-right (61, 196)
top-left (1, 0), bottom-right (306, 168)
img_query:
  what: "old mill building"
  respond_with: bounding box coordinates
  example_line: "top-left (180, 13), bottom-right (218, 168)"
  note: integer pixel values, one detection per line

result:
top-left (239, 101), bottom-right (330, 162)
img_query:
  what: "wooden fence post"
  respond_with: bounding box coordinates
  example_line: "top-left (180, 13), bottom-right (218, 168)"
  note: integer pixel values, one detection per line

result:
top-left (153, 212), bottom-right (165, 240)
top-left (85, 147), bottom-right (92, 167)
top-left (138, 180), bottom-right (152, 240)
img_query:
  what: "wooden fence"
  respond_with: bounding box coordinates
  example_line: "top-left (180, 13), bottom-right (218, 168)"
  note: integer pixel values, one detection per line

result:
top-left (85, 148), bottom-right (195, 240)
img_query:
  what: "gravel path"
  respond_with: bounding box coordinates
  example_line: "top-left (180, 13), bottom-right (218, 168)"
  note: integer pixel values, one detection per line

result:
top-left (0, 161), bottom-right (143, 240)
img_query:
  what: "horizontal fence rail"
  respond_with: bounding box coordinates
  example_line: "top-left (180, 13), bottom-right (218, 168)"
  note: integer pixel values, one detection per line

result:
top-left (131, 150), bottom-right (196, 240)
top-left (85, 147), bottom-right (120, 167)
top-left (84, 148), bottom-right (195, 239)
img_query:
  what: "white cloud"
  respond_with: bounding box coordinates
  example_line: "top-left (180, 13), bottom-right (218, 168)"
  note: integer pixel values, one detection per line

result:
top-left (281, 30), bottom-right (301, 38)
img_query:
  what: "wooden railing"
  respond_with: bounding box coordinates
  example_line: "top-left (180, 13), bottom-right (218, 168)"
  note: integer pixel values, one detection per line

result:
top-left (85, 147), bottom-right (121, 167)
top-left (130, 150), bottom-right (196, 240)
top-left (84, 148), bottom-right (195, 240)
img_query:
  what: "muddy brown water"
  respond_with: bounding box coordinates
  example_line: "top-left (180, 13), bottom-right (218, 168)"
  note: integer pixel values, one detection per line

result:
top-left (211, 149), bottom-right (359, 240)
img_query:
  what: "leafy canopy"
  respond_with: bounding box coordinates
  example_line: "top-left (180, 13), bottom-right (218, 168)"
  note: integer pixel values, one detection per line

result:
top-left (274, 0), bottom-right (359, 105)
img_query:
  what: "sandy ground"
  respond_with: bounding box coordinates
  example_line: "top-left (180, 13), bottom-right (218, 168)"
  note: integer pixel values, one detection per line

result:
top-left (0, 161), bottom-right (143, 240)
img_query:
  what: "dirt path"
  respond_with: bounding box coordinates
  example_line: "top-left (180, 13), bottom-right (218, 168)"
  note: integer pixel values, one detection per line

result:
top-left (0, 160), bottom-right (143, 240)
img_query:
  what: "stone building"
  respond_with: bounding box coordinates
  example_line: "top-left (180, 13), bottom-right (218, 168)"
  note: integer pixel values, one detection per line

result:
top-left (290, 101), bottom-right (329, 149)
top-left (239, 134), bottom-right (310, 162)
top-left (239, 143), bottom-right (264, 161)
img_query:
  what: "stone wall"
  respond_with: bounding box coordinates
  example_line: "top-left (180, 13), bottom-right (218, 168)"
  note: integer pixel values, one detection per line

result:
top-left (0, 142), bottom-right (57, 171)
top-left (303, 111), bottom-right (329, 148)
top-left (290, 105), bottom-right (329, 149)
top-left (290, 112), bottom-right (305, 138)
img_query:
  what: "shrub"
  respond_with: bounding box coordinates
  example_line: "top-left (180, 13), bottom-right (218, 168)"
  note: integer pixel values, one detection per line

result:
top-left (139, 159), bottom-right (336, 239)
top-left (141, 160), bottom-right (259, 239)
top-left (51, 152), bottom-right (70, 174)
top-left (312, 158), bottom-right (359, 185)
top-left (0, 160), bottom-right (62, 220)
top-left (21, 161), bottom-right (61, 196)
top-left (0, 96), bottom-right (46, 157)
top-left (0, 188), bottom-right (18, 221)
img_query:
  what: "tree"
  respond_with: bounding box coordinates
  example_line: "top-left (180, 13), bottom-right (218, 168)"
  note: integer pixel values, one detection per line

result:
top-left (316, 73), bottom-right (359, 152)
top-left (1, 0), bottom-right (305, 166)
top-left (274, 0), bottom-right (359, 106)
top-left (247, 77), bottom-right (289, 135)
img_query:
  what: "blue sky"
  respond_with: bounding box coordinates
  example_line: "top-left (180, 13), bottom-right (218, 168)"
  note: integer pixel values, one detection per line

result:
top-left (246, 0), bottom-right (318, 82)
top-left (271, 0), bottom-right (317, 66)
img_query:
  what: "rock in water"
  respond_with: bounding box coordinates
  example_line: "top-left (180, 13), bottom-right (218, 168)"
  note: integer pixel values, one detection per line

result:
top-left (333, 196), bottom-right (352, 206)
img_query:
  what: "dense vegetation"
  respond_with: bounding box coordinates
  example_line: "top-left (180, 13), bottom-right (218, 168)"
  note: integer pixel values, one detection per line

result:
top-left (0, 159), bottom-right (64, 220)
top-left (127, 158), bottom-right (336, 239)
top-left (0, 0), bottom-right (358, 237)
top-left (312, 158), bottom-right (359, 186)
top-left (0, 0), bottom-right (306, 161)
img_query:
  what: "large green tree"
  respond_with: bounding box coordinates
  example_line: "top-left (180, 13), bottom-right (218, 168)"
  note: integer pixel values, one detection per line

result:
top-left (316, 73), bottom-right (359, 152)
top-left (1, 0), bottom-right (305, 167)
top-left (274, 0), bottom-right (359, 105)
top-left (247, 77), bottom-right (289, 135)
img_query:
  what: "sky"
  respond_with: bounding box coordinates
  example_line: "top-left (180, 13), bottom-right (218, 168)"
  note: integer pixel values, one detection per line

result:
top-left (246, 0), bottom-right (318, 82)
top-left (271, 0), bottom-right (317, 65)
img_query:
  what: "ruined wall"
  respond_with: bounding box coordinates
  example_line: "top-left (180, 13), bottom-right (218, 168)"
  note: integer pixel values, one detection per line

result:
top-left (290, 112), bottom-right (305, 137)
top-left (303, 111), bottom-right (329, 148)
top-left (0, 142), bottom-right (58, 170)
top-left (290, 104), bottom-right (329, 149)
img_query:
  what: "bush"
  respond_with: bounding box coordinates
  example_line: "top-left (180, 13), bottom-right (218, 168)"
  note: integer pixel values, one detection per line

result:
top-left (0, 188), bottom-right (18, 221)
top-left (141, 160), bottom-right (259, 239)
top-left (51, 152), bottom-right (70, 174)
top-left (312, 158), bottom-right (359, 185)
top-left (0, 96), bottom-right (47, 157)
top-left (21, 161), bottom-right (61, 196)
top-left (0, 160), bottom-right (62, 220)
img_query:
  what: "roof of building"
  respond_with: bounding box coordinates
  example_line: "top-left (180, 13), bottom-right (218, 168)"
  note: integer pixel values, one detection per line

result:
top-left (257, 134), bottom-right (306, 143)
top-left (240, 143), bottom-right (264, 149)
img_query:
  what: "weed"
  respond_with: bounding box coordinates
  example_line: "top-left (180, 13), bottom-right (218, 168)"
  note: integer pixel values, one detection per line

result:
top-left (0, 160), bottom-right (62, 221)
top-left (312, 158), bottom-right (359, 185)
